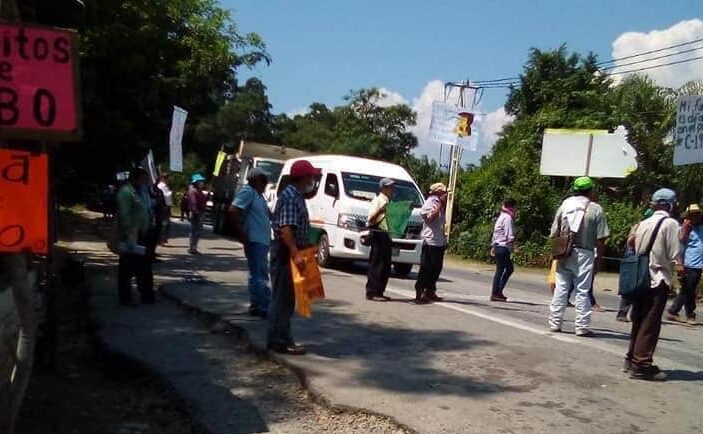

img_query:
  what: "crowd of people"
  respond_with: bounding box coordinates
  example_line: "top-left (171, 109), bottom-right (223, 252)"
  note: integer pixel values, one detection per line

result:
top-left (113, 163), bottom-right (699, 380)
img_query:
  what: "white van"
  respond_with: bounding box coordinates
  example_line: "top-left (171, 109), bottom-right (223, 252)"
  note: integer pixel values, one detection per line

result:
top-left (270, 155), bottom-right (425, 276)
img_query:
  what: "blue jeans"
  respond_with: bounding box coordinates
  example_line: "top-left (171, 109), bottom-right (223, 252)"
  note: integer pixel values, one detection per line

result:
top-left (245, 242), bottom-right (271, 313)
top-left (492, 246), bottom-right (514, 296)
top-left (189, 214), bottom-right (202, 252)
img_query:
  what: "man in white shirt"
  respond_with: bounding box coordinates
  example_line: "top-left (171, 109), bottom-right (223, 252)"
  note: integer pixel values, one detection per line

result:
top-left (365, 178), bottom-right (395, 301)
top-left (157, 173), bottom-right (173, 245)
top-left (625, 188), bottom-right (682, 381)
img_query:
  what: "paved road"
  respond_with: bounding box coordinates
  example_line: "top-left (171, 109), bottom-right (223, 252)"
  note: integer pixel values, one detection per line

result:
top-left (159, 222), bottom-right (703, 434)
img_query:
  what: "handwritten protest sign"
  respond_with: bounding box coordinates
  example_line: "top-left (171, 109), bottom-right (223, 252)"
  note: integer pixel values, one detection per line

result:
top-left (674, 96), bottom-right (703, 166)
top-left (0, 24), bottom-right (80, 140)
top-left (0, 149), bottom-right (49, 254)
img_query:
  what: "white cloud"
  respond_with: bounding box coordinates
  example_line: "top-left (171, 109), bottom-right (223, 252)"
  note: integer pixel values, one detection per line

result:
top-left (374, 87), bottom-right (408, 107)
top-left (286, 106), bottom-right (310, 117)
top-left (611, 19), bottom-right (703, 88)
top-left (478, 107), bottom-right (514, 152)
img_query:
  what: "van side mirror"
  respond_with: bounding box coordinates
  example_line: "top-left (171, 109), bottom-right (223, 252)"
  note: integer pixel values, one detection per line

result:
top-left (325, 183), bottom-right (339, 198)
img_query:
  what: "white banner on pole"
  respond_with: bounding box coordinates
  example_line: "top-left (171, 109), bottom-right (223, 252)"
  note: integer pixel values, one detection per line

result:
top-left (169, 106), bottom-right (188, 172)
top-left (674, 95), bottom-right (703, 166)
top-left (428, 101), bottom-right (479, 151)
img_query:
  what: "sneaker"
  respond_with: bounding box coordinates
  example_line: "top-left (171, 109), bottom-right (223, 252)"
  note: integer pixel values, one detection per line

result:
top-left (490, 295), bottom-right (508, 302)
top-left (575, 329), bottom-right (594, 337)
top-left (366, 295), bottom-right (388, 302)
top-left (549, 325), bottom-right (561, 333)
top-left (686, 316), bottom-right (698, 326)
top-left (630, 366), bottom-right (667, 382)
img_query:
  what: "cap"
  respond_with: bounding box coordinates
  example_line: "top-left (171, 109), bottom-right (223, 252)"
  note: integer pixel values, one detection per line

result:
top-left (247, 167), bottom-right (269, 181)
top-left (651, 188), bottom-right (677, 204)
top-left (429, 182), bottom-right (448, 194)
top-left (191, 173), bottom-right (206, 184)
top-left (573, 176), bottom-right (594, 192)
top-left (379, 178), bottom-right (396, 189)
top-left (643, 208), bottom-right (654, 219)
top-left (685, 203), bottom-right (702, 215)
top-left (290, 160), bottom-right (321, 178)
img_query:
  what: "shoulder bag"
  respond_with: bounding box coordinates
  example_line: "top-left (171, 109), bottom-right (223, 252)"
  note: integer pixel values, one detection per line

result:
top-left (618, 217), bottom-right (667, 297)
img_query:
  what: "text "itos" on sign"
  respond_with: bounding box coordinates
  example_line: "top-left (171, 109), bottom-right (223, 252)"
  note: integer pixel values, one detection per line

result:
top-left (0, 24), bottom-right (80, 140)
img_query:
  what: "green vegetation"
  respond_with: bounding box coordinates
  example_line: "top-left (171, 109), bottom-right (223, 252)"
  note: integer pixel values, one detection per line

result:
top-left (62, 2), bottom-right (701, 267)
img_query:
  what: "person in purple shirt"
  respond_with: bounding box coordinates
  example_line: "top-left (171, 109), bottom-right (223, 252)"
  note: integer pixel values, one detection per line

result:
top-left (490, 198), bottom-right (517, 302)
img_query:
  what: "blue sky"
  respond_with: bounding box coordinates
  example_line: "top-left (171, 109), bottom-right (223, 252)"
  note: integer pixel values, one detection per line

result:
top-left (223, 0), bottom-right (703, 161)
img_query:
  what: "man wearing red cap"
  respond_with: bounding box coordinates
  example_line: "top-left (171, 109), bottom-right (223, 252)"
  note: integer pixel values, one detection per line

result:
top-left (268, 159), bottom-right (321, 355)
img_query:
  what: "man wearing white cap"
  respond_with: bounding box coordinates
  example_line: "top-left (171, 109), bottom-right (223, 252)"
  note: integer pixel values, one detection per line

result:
top-left (414, 182), bottom-right (449, 304)
top-left (366, 178), bottom-right (396, 301)
top-left (232, 167), bottom-right (272, 318)
top-left (626, 188), bottom-right (682, 381)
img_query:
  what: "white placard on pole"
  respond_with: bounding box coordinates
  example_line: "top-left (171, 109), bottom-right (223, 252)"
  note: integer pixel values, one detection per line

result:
top-left (540, 129), bottom-right (638, 178)
top-left (141, 149), bottom-right (158, 184)
top-left (169, 106), bottom-right (188, 172)
top-left (674, 95), bottom-right (703, 166)
top-left (428, 101), bottom-right (479, 151)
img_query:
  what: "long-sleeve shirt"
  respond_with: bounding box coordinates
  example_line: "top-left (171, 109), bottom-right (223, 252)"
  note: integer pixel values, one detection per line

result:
top-left (188, 185), bottom-right (207, 215)
top-left (420, 195), bottom-right (447, 246)
top-left (492, 212), bottom-right (516, 248)
top-left (634, 210), bottom-right (682, 288)
top-left (116, 183), bottom-right (149, 245)
top-left (157, 181), bottom-right (173, 207)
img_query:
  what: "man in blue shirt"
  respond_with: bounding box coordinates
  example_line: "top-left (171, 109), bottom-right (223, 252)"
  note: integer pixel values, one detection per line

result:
top-left (267, 160), bottom-right (321, 355)
top-left (667, 204), bottom-right (703, 326)
top-left (232, 167), bottom-right (272, 318)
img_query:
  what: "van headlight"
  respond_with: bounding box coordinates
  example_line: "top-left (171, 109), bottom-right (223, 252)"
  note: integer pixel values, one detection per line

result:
top-left (338, 214), bottom-right (367, 232)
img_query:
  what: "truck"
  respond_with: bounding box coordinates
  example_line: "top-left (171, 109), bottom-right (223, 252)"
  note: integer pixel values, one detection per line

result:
top-left (210, 141), bottom-right (311, 235)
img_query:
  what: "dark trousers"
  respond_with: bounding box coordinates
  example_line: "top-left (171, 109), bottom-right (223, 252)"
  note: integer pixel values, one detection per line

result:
top-left (492, 246), bottom-right (514, 296)
top-left (146, 224), bottom-right (161, 261)
top-left (366, 231), bottom-right (392, 297)
top-left (415, 243), bottom-right (446, 297)
top-left (267, 241), bottom-right (295, 348)
top-left (626, 283), bottom-right (669, 370)
top-left (118, 253), bottom-right (154, 304)
top-left (669, 267), bottom-right (701, 318)
top-left (618, 297), bottom-right (632, 317)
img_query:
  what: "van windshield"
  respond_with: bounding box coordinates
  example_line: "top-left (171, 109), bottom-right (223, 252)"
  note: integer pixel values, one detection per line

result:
top-left (341, 172), bottom-right (423, 207)
top-left (256, 160), bottom-right (284, 184)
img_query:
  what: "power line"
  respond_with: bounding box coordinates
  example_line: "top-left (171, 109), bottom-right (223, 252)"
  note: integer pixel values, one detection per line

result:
top-left (598, 36), bottom-right (703, 66)
top-left (470, 37), bottom-right (703, 86)
top-left (601, 45), bottom-right (703, 71)
top-left (608, 53), bottom-right (703, 76)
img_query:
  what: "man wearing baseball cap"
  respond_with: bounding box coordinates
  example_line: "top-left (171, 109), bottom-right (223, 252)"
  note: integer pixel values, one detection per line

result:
top-left (626, 188), bottom-right (682, 381)
top-left (548, 176), bottom-right (609, 337)
top-left (187, 173), bottom-right (208, 255)
top-left (414, 182), bottom-right (449, 304)
top-left (666, 203), bottom-right (702, 326)
top-left (365, 178), bottom-right (396, 301)
top-left (268, 159), bottom-right (321, 355)
top-left (231, 167), bottom-right (272, 319)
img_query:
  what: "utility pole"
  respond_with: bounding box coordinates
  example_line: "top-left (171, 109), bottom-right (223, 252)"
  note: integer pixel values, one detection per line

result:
top-left (442, 81), bottom-right (478, 241)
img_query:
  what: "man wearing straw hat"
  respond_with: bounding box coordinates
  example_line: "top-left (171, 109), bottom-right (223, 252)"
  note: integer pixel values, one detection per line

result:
top-left (414, 182), bottom-right (449, 304)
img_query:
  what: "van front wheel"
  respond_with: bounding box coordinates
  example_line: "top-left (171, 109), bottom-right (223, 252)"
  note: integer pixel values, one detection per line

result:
top-left (317, 233), bottom-right (332, 268)
top-left (393, 263), bottom-right (412, 277)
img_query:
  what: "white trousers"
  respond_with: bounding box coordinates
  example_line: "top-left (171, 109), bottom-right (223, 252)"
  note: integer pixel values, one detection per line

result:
top-left (549, 248), bottom-right (595, 331)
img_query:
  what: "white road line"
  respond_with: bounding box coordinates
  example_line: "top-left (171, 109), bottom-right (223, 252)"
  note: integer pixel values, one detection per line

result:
top-left (385, 286), bottom-right (696, 372)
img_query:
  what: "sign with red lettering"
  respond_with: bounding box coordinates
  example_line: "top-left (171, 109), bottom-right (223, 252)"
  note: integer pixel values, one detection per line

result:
top-left (0, 149), bottom-right (49, 254)
top-left (0, 24), bottom-right (80, 140)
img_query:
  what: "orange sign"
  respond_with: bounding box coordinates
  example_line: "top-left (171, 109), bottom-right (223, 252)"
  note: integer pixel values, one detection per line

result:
top-left (0, 149), bottom-right (48, 254)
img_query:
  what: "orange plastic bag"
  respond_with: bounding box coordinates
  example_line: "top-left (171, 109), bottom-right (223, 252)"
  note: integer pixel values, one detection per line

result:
top-left (290, 247), bottom-right (325, 318)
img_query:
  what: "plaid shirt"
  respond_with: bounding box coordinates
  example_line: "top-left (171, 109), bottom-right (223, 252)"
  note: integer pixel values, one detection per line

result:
top-left (272, 184), bottom-right (310, 247)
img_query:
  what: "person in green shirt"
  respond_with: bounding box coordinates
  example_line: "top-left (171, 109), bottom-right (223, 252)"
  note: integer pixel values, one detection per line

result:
top-left (116, 168), bottom-right (155, 305)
